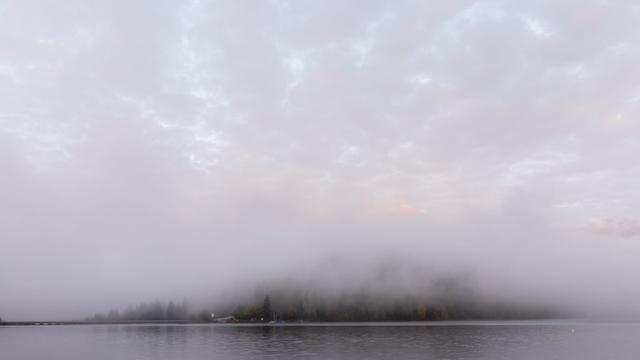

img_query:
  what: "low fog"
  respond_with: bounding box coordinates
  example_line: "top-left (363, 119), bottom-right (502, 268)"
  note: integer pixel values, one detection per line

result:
top-left (1, 0), bottom-right (640, 321)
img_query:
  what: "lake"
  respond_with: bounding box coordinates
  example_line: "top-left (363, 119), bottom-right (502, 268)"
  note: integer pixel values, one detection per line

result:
top-left (1, 321), bottom-right (638, 359)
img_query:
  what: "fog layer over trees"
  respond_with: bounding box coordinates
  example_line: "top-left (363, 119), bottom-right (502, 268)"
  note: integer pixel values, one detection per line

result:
top-left (88, 258), bottom-right (572, 323)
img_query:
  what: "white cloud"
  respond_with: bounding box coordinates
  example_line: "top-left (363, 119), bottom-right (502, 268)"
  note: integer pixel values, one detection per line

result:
top-left (524, 17), bottom-right (553, 38)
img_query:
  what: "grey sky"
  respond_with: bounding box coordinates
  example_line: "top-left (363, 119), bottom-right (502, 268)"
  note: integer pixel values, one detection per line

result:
top-left (1, 0), bottom-right (640, 320)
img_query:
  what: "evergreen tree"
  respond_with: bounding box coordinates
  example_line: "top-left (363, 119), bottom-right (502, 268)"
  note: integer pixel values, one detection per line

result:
top-left (263, 295), bottom-right (272, 322)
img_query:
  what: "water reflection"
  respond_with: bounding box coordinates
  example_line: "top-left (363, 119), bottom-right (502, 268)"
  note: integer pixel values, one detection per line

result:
top-left (1, 322), bottom-right (639, 360)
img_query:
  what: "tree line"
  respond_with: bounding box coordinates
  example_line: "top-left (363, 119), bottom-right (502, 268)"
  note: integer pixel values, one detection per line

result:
top-left (229, 294), bottom-right (560, 322)
top-left (89, 300), bottom-right (193, 322)
top-left (88, 276), bottom-right (569, 323)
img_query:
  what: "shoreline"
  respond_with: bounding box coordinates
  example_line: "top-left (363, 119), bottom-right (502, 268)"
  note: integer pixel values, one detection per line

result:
top-left (0, 318), bottom-right (594, 327)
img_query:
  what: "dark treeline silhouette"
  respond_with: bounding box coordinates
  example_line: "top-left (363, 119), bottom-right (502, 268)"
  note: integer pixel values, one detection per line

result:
top-left (89, 300), bottom-right (193, 322)
top-left (89, 293), bottom-right (565, 323)
top-left (89, 289), bottom-right (569, 323)
top-left (223, 273), bottom-right (571, 322)
top-left (228, 292), bottom-right (563, 322)
top-left (88, 272), bottom-right (573, 323)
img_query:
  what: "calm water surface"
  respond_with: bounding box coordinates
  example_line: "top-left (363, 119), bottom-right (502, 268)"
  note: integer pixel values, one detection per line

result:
top-left (1, 321), bottom-right (639, 359)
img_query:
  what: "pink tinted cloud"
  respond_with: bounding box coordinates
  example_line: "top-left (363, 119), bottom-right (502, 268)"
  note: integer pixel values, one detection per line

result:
top-left (587, 217), bottom-right (640, 238)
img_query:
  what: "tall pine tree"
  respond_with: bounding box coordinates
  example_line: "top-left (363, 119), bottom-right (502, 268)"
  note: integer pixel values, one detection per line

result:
top-left (262, 296), bottom-right (272, 322)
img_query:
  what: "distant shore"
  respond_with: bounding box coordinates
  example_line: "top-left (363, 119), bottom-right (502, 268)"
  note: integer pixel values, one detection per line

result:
top-left (1, 318), bottom-right (579, 327)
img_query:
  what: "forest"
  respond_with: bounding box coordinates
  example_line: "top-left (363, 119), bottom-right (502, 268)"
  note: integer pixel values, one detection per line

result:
top-left (89, 278), bottom-right (567, 323)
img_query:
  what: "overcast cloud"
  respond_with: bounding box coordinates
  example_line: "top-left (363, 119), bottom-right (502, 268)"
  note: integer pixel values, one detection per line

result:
top-left (1, 0), bottom-right (640, 320)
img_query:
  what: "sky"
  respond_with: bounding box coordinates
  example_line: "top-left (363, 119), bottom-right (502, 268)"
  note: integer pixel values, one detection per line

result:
top-left (1, 0), bottom-right (640, 320)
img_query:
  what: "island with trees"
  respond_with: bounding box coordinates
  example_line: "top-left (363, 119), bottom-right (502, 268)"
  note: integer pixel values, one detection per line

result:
top-left (86, 279), bottom-right (570, 324)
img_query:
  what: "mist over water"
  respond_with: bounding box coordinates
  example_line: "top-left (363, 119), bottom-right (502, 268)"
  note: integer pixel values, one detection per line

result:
top-left (2, 0), bottom-right (640, 322)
